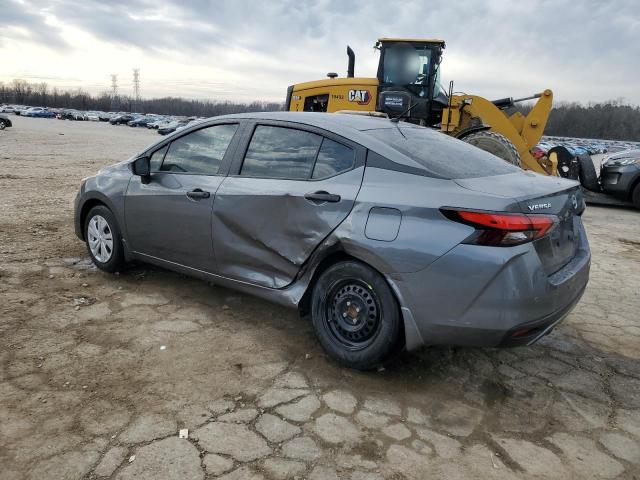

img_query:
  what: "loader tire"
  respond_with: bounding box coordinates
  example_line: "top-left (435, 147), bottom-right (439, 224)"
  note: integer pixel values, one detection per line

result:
top-left (462, 131), bottom-right (522, 168)
top-left (577, 153), bottom-right (600, 192)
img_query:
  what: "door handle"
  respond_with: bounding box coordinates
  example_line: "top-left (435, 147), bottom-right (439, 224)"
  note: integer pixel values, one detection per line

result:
top-left (186, 188), bottom-right (210, 200)
top-left (304, 191), bottom-right (341, 203)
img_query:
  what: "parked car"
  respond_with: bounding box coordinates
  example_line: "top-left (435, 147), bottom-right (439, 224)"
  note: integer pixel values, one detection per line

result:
top-left (86, 111), bottom-right (102, 121)
top-left (74, 112), bottom-right (590, 369)
top-left (0, 114), bottom-right (12, 129)
top-left (600, 149), bottom-right (640, 209)
top-left (128, 116), bottom-right (154, 127)
top-left (0, 105), bottom-right (16, 113)
top-left (109, 114), bottom-right (134, 125)
top-left (157, 120), bottom-right (186, 135)
top-left (147, 119), bottom-right (168, 129)
top-left (23, 107), bottom-right (56, 118)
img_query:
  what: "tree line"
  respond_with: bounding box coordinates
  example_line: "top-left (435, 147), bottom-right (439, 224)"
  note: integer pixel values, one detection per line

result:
top-left (0, 79), bottom-right (282, 117)
top-left (2, 79), bottom-right (640, 141)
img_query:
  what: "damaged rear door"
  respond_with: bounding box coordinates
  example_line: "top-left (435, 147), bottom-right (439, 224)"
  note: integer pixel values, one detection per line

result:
top-left (212, 121), bottom-right (365, 288)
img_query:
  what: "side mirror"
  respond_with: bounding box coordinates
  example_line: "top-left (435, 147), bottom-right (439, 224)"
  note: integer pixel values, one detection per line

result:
top-left (132, 156), bottom-right (151, 183)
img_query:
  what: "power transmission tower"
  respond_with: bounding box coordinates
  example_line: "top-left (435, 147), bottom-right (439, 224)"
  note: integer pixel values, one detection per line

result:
top-left (110, 74), bottom-right (118, 111)
top-left (132, 68), bottom-right (140, 112)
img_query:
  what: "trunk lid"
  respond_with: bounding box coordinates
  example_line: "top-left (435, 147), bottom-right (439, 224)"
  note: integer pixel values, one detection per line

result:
top-left (454, 172), bottom-right (585, 274)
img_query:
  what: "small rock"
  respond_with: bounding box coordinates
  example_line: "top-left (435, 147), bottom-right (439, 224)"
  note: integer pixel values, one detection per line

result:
top-left (82, 283), bottom-right (88, 287)
top-left (305, 353), bottom-right (312, 360)
top-left (128, 455), bottom-right (136, 463)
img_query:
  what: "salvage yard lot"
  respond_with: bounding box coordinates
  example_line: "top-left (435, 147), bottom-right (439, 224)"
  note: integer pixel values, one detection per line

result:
top-left (1, 115), bottom-right (639, 479)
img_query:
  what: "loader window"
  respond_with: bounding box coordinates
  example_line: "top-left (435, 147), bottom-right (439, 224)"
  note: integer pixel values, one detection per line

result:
top-left (383, 44), bottom-right (431, 86)
top-left (303, 94), bottom-right (329, 112)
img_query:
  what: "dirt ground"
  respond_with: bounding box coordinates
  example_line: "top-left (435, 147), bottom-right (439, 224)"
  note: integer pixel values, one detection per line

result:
top-left (1, 116), bottom-right (639, 480)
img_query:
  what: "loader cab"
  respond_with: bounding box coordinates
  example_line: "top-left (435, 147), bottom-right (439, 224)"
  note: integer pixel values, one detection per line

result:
top-left (375, 38), bottom-right (449, 125)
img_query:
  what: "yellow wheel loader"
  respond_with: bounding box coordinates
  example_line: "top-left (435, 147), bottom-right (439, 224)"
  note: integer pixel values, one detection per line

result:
top-left (285, 38), bottom-right (556, 175)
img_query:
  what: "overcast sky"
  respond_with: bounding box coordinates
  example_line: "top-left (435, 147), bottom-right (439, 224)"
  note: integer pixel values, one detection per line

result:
top-left (1, 0), bottom-right (639, 104)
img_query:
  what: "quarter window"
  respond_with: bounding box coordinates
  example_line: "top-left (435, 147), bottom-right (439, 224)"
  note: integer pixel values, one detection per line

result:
top-left (149, 145), bottom-right (168, 172)
top-left (160, 123), bottom-right (238, 175)
top-left (312, 139), bottom-right (355, 179)
top-left (241, 126), bottom-right (322, 179)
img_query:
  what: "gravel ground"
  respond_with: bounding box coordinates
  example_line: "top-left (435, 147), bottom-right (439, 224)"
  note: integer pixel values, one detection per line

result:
top-left (1, 116), bottom-right (639, 480)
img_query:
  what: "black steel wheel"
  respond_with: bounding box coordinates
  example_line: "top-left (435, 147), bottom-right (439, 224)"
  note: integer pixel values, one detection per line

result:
top-left (326, 279), bottom-right (382, 350)
top-left (311, 260), bottom-right (402, 370)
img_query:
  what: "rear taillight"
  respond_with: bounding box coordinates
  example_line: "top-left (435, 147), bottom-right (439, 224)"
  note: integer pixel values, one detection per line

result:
top-left (442, 209), bottom-right (558, 246)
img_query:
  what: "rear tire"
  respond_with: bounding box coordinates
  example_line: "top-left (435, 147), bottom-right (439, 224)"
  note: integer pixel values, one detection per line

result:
top-left (310, 261), bottom-right (402, 370)
top-left (632, 183), bottom-right (640, 210)
top-left (84, 205), bottom-right (125, 273)
top-left (577, 154), bottom-right (600, 192)
top-left (462, 131), bottom-right (522, 167)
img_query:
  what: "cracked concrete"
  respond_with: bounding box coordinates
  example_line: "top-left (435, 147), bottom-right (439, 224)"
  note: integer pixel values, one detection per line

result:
top-left (1, 116), bottom-right (640, 479)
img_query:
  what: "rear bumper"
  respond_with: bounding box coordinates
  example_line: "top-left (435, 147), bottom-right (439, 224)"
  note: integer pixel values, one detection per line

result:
top-left (391, 220), bottom-right (591, 350)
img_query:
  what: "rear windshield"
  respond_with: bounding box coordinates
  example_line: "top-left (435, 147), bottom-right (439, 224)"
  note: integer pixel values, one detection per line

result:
top-left (364, 126), bottom-right (521, 179)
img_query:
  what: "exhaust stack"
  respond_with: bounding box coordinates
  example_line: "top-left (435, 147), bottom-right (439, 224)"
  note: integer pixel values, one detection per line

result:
top-left (347, 46), bottom-right (355, 78)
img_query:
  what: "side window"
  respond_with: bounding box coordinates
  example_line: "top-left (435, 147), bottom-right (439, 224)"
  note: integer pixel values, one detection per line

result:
top-left (240, 125), bottom-right (322, 179)
top-left (312, 139), bottom-right (355, 179)
top-left (149, 145), bottom-right (168, 172)
top-left (160, 123), bottom-right (238, 175)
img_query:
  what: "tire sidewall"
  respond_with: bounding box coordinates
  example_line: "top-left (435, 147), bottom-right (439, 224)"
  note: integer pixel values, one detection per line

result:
top-left (632, 183), bottom-right (640, 210)
top-left (311, 261), bottom-right (401, 370)
top-left (85, 205), bottom-right (124, 273)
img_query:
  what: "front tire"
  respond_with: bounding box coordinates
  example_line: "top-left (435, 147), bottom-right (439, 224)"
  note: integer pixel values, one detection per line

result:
top-left (85, 205), bottom-right (125, 273)
top-left (311, 261), bottom-right (402, 370)
top-left (632, 183), bottom-right (640, 210)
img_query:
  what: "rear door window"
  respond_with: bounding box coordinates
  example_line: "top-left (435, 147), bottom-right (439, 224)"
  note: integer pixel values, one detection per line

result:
top-left (312, 139), bottom-right (355, 179)
top-left (160, 123), bottom-right (238, 175)
top-left (240, 125), bottom-right (322, 179)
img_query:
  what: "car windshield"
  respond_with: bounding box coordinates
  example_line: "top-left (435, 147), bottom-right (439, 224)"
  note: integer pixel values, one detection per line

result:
top-left (364, 126), bottom-right (521, 179)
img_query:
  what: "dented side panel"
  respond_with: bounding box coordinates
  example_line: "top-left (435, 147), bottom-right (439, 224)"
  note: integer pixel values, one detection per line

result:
top-left (212, 167), bottom-right (365, 288)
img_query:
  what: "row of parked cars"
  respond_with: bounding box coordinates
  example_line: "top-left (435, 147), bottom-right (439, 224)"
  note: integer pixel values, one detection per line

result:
top-left (0, 104), bottom-right (205, 136)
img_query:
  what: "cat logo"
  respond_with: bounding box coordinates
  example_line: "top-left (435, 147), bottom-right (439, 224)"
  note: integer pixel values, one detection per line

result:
top-left (348, 89), bottom-right (371, 105)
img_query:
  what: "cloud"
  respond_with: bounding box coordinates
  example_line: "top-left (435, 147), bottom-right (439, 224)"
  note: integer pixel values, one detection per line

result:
top-left (0, 0), bottom-right (68, 49)
top-left (1, 0), bottom-right (639, 103)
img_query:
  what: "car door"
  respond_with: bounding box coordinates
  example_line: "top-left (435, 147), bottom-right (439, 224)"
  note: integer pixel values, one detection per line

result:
top-left (125, 122), bottom-right (241, 272)
top-left (212, 121), bottom-right (365, 288)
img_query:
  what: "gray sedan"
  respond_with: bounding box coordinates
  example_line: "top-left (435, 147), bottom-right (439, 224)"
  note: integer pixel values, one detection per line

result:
top-left (74, 112), bottom-right (590, 369)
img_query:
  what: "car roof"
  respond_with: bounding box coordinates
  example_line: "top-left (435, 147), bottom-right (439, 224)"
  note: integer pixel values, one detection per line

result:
top-left (217, 111), bottom-right (396, 133)
top-left (210, 112), bottom-right (438, 171)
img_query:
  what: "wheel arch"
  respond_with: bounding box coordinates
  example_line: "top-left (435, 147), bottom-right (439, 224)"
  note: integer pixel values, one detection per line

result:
top-left (453, 123), bottom-right (491, 140)
top-left (298, 247), bottom-right (409, 351)
top-left (76, 192), bottom-right (120, 240)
